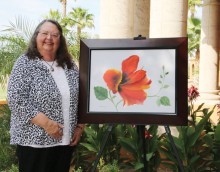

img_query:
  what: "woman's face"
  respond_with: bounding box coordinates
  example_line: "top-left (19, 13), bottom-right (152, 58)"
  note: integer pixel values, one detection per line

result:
top-left (36, 22), bottom-right (60, 57)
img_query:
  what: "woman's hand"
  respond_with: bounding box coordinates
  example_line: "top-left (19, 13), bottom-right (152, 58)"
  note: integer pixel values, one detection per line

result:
top-left (43, 119), bottom-right (64, 139)
top-left (31, 112), bottom-right (64, 139)
top-left (70, 125), bottom-right (85, 146)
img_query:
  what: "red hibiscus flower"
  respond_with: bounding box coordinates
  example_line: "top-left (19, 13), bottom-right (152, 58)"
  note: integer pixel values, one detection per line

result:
top-left (103, 55), bottom-right (152, 106)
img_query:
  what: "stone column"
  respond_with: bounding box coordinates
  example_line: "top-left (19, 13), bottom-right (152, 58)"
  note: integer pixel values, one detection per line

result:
top-left (133, 0), bottom-right (150, 38)
top-left (149, 0), bottom-right (188, 135)
top-left (99, 0), bottom-right (150, 38)
top-left (198, 0), bottom-right (220, 103)
top-left (149, 0), bottom-right (188, 37)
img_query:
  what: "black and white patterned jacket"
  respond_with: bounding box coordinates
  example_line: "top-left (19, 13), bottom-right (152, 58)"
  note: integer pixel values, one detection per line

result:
top-left (7, 54), bottom-right (79, 146)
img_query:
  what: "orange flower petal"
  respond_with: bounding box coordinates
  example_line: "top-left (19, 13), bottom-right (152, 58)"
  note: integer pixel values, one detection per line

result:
top-left (121, 78), bottom-right (152, 90)
top-left (103, 54), bottom-right (152, 106)
top-left (103, 69), bottom-right (122, 93)
top-left (122, 55), bottom-right (139, 75)
top-left (119, 88), bottom-right (147, 106)
top-left (125, 70), bottom-right (147, 84)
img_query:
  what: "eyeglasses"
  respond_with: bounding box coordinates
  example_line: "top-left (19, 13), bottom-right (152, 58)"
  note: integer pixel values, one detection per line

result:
top-left (38, 31), bottom-right (60, 39)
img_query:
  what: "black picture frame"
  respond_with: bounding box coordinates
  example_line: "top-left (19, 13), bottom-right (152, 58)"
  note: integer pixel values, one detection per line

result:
top-left (78, 37), bottom-right (188, 125)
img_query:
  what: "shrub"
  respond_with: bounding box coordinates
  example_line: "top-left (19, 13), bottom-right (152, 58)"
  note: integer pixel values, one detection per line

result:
top-left (0, 104), bottom-right (18, 171)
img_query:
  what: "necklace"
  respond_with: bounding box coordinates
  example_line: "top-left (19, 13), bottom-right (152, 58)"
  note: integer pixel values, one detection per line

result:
top-left (42, 59), bottom-right (55, 72)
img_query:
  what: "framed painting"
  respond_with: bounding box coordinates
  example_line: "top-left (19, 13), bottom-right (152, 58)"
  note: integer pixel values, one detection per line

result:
top-left (78, 37), bottom-right (188, 125)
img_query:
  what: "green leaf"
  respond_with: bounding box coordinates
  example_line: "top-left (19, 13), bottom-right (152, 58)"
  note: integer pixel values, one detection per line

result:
top-left (119, 138), bottom-right (137, 156)
top-left (186, 126), bottom-right (194, 137)
top-left (160, 161), bottom-right (178, 171)
top-left (134, 162), bottom-right (144, 170)
top-left (189, 155), bottom-right (200, 166)
top-left (194, 103), bottom-right (205, 112)
top-left (214, 124), bottom-right (220, 141)
top-left (160, 96), bottom-right (171, 106)
top-left (163, 85), bottom-right (169, 88)
top-left (203, 134), bottom-right (213, 147)
top-left (80, 143), bottom-right (98, 152)
top-left (94, 86), bottom-right (108, 100)
top-left (159, 148), bottom-right (177, 163)
top-left (156, 98), bottom-right (161, 106)
top-left (187, 108), bottom-right (213, 148)
top-left (146, 152), bottom-right (153, 161)
top-left (202, 108), bottom-right (209, 114)
top-left (171, 137), bottom-right (184, 157)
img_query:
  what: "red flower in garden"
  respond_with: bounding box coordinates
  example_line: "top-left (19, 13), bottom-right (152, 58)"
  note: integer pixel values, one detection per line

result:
top-left (188, 85), bottom-right (200, 101)
top-left (145, 130), bottom-right (153, 139)
top-left (103, 55), bottom-right (152, 106)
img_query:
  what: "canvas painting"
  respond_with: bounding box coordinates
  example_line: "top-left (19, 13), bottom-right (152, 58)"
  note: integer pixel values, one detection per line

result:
top-left (78, 38), bottom-right (188, 125)
top-left (89, 49), bottom-right (176, 114)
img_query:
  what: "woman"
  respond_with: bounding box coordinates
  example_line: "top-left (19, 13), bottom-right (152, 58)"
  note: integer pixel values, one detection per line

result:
top-left (7, 19), bottom-right (84, 172)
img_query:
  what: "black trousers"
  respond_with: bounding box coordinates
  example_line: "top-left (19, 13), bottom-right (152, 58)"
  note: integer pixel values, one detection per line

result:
top-left (16, 145), bottom-right (75, 172)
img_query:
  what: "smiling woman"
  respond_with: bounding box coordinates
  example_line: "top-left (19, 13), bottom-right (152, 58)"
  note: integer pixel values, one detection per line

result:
top-left (7, 19), bottom-right (83, 172)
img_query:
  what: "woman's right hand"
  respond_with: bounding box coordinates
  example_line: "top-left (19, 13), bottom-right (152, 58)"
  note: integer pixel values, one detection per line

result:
top-left (31, 112), bottom-right (64, 139)
top-left (43, 119), bottom-right (64, 139)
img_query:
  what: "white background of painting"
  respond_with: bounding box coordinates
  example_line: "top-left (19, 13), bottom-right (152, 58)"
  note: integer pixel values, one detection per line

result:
top-left (89, 49), bottom-right (176, 114)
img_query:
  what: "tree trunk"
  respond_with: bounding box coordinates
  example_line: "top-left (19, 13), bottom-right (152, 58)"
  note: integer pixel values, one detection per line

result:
top-left (63, 0), bottom-right (67, 17)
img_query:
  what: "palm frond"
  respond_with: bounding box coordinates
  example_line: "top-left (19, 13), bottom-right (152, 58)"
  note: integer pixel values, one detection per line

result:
top-left (1, 16), bottom-right (36, 41)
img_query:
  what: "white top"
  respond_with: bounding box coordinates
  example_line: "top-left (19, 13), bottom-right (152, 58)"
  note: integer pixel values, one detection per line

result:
top-left (30, 60), bottom-right (71, 148)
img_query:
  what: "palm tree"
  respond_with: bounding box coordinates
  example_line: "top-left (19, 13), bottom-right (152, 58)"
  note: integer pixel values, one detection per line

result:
top-left (59, 0), bottom-right (78, 17)
top-left (44, 10), bottom-right (69, 33)
top-left (67, 7), bottom-right (94, 36)
top-left (44, 9), bottom-right (74, 36)
top-left (59, 0), bottom-right (67, 17)
top-left (0, 17), bottom-right (34, 89)
top-left (0, 6), bottom-right (95, 80)
top-left (0, 16), bottom-right (35, 80)
top-left (45, 9), bottom-right (63, 22)
top-left (1, 16), bottom-right (36, 41)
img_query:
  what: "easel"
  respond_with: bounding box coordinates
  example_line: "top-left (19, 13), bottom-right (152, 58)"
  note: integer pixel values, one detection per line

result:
top-left (90, 124), bottom-right (115, 172)
top-left (90, 36), bottom-right (184, 172)
top-left (137, 125), bottom-right (184, 172)
top-left (90, 124), bottom-right (184, 172)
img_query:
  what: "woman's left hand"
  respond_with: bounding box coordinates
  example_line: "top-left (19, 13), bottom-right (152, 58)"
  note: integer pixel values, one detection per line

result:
top-left (70, 125), bottom-right (84, 146)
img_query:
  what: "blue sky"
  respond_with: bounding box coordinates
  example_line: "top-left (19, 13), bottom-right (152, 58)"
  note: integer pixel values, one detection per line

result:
top-left (0, 0), bottom-right (202, 36)
top-left (0, 0), bottom-right (100, 35)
